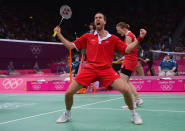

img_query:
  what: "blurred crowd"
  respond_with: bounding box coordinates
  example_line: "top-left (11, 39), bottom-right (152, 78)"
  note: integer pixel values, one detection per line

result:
top-left (0, 7), bottom-right (185, 52)
top-left (0, 5), bottom-right (185, 76)
top-left (107, 8), bottom-right (185, 52)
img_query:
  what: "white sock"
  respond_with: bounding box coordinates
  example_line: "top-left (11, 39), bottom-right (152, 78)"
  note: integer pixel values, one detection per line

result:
top-left (130, 110), bottom-right (136, 115)
top-left (65, 110), bottom-right (71, 115)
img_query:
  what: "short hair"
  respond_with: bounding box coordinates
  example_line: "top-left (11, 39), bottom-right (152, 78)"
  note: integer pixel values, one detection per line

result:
top-left (94, 12), bottom-right (107, 21)
top-left (166, 53), bottom-right (173, 59)
top-left (116, 22), bottom-right (130, 29)
top-left (89, 22), bottom-right (94, 26)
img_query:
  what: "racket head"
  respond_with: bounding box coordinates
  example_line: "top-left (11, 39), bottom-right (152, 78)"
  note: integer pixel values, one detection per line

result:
top-left (59, 5), bottom-right (72, 19)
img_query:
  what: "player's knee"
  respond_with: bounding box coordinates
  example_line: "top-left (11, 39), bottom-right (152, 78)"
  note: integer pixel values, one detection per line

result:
top-left (65, 90), bottom-right (74, 97)
top-left (123, 86), bottom-right (129, 93)
top-left (119, 84), bottom-right (129, 94)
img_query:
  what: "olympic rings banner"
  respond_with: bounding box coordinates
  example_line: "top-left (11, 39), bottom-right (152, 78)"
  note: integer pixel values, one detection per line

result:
top-left (131, 80), bottom-right (152, 91)
top-left (0, 75), bottom-right (50, 91)
top-left (0, 77), bottom-right (184, 92)
top-left (151, 80), bottom-right (185, 91)
top-left (27, 80), bottom-right (70, 91)
top-left (0, 78), bottom-right (27, 90)
top-left (130, 79), bottom-right (185, 92)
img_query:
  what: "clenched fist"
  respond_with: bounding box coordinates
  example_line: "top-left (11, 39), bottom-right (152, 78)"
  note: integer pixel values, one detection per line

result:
top-left (53, 26), bottom-right (61, 34)
top-left (139, 29), bottom-right (147, 38)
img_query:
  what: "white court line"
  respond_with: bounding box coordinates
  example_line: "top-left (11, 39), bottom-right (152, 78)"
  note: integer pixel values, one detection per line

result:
top-left (136, 96), bottom-right (185, 99)
top-left (0, 97), bottom-right (122, 125)
top-left (1, 94), bottom-right (185, 99)
top-left (77, 107), bottom-right (122, 111)
top-left (73, 97), bottom-right (122, 109)
top-left (0, 109), bottom-right (64, 125)
top-left (77, 107), bottom-right (185, 113)
top-left (138, 108), bottom-right (185, 113)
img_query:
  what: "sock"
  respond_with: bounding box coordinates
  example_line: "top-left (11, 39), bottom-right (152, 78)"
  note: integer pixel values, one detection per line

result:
top-left (130, 110), bottom-right (136, 115)
top-left (65, 110), bottom-right (71, 115)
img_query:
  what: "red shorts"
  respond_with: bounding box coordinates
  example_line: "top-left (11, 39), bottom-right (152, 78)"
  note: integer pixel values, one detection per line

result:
top-left (74, 67), bottom-right (120, 88)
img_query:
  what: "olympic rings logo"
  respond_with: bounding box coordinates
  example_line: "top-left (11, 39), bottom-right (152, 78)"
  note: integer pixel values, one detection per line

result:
top-left (135, 85), bottom-right (143, 90)
top-left (54, 84), bottom-right (64, 89)
top-left (2, 79), bottom-right (23, 89)
top-left (30, 45), bottom-right (42, 55)
top-left (160, 84), bottom-right (173, 91)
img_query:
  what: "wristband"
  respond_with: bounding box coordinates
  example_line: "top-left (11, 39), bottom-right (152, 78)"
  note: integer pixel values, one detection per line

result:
top-left (137, 36), bottom-right (143, 43)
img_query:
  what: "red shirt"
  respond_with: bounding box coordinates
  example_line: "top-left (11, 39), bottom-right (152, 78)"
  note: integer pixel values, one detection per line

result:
top-left (122, 31), bottom-right (138, 71)
top-left (73, 31), bottom-right (127, 69)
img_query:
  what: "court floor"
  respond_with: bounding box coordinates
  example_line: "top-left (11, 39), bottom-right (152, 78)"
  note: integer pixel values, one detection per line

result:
top-left (0, 93), bottom-right (185, 131)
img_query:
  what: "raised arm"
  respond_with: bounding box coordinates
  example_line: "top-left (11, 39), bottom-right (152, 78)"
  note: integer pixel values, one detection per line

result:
top-left (54, 26), bottom-right (75, 50)
top-left (125, 29), bottom-right (147, 53)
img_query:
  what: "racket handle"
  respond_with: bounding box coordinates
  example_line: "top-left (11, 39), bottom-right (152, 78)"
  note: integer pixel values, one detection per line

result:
top-left (52, 31), bottom-right (57, 37)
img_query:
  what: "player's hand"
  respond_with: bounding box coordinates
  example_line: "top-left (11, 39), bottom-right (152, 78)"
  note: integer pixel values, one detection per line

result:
top-left (139, 29), bottom-right (147, 38)
top-left (143, 60), bottom-right (147, 63)
top-left (54, 26), bottom-right (61, 34)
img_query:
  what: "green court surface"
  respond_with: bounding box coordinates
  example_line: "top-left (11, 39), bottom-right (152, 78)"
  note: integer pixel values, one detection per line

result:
top-left (0, 93), bottom-right (185, 131)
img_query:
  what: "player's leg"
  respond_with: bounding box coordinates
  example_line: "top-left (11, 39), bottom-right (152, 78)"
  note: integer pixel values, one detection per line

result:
top-left (111, 78), bottom-right (143, 125)
top-left (99, 68), bottom-right (143, 124)
top-left (65, 81), bottom-right (84, 110)
top-left (111, 78), bottom-right (134, 110)
top-left (120, 67), bottom-right (143, 107)
top-left (56, 81), bottom-right (84, 123)
top-left (57, 68), bottom-right (96, 123)
top-left (137, 62), bottom-right (145, 76)
top-left (128, 81), bottom-right (144, 106)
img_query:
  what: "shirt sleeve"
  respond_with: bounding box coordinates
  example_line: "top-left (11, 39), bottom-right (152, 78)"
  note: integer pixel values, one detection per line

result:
top-left (73, 33), bottom-right (88, 51)
top-left (127, 33), bottom-right (136, 42)
top-left (115, 37), bottom-right (127, 55)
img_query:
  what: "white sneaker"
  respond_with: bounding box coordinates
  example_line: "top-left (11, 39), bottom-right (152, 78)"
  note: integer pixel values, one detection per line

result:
top-left (56, 112), bottom-right (72, 123)
top-left (136, 98), bottom-right (144, 106)
top-left (131, 112), bottom-right (143, 125)
top-left (122, 102), bottom-right (137, 109)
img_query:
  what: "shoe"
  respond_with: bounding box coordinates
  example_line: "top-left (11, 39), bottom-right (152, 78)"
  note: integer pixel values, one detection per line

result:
top-left (122, 102), bottom-right (137, 109)
top-left (136, 98), bottom-right (144, 106)
top-left (56, 112), bottom-right (72, 123)
top-left (131, 112), bottom-right (143, 125)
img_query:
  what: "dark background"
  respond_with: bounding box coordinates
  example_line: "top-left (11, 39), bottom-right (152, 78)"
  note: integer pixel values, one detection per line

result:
top-left (1, 0), bottom-right (184, 36)
top-left (0, 0), bottom-right (184, 69)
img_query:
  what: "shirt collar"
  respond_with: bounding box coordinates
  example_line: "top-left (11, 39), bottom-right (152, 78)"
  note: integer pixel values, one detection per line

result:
top-left (94, 30), bottom-right (111, 44)
top-left (125, 31), bottom-right (131, 36)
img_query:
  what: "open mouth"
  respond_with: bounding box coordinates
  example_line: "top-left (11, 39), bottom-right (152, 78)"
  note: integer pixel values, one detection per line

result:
top-left (96, 23), bottom-right (100, 25)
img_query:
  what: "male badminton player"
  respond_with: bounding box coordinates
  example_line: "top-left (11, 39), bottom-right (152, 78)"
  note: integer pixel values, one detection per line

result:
top-left (54, 12), bottom-right (147, 125)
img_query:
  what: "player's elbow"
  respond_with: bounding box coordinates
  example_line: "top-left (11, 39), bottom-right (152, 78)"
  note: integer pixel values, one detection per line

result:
top-left (66, 44), bottom-right (75, 50)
